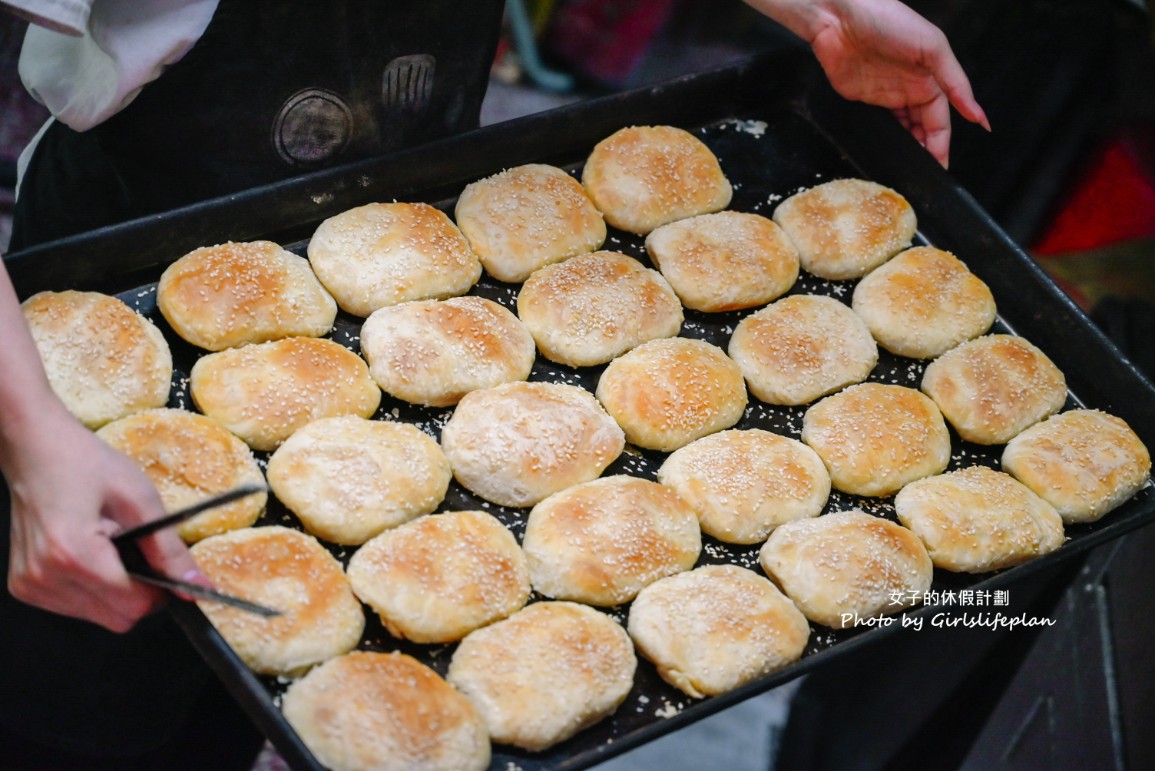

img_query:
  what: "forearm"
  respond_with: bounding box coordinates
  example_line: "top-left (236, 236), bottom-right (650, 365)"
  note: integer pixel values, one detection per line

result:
top-left (740, 0), bottom-right (840, 43)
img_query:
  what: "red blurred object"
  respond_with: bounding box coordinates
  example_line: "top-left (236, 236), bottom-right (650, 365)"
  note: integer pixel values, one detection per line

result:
top-left (543, 0), bottom-right (677, 88)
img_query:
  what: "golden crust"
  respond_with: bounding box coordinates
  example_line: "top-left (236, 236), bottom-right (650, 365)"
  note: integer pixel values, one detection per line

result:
top-left (921, 334), bottom-right (1067, 445)
top-left (22, 290), bottom-right (172, 429)
top-left (1002, 409), bottom-right (1152, 523)
top-left (517, 251), bottom-right (683, 367)
top-left (282, 651), bottom-right (491, 771)
top-left (758, 510), bottom-right (933, 629)
top-left (581, 125), bottom-right (732, 235)
top-left (644, 210), bottom-right (800, 312)
top-left (157, 240), bottom-right (336, 351)
top-left (522, 475), bottom-right (702, 606)
top-left (455, 163), bottom-right (607, 283)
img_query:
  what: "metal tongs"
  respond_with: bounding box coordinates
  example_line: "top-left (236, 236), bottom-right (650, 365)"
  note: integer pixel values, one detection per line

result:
top-left (112, 484), bottom-right (282, 618)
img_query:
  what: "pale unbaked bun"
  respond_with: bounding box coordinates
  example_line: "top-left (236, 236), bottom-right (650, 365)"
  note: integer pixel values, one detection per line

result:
top-left (921, 334), bottom-right (1067, 445)
top-left (266, 416), bottom-right (451, 545)
top-left (282, 651), bottom-right (491, 771)
top-left (347, 510), bottom-right (530, 643)
top-left (189, 337), bottom-right (381, 452)
top-left (156, 240), bottom-right (337, 351)
top-left (189, 526), bottom-right (364, 676)
top-left (581, 125), bottom-right (732, 235)
top-left (96, 408), bottom-right (266, 543)
top-left (728, 294), bottom-right (878, 406)
top-left (851, 246), bottom-right (996, 359)
top-left (359, 296), bottom-right (535, 407)
top-left (307, 202), bottom-right (482, 317)
top-left (596, 337), bottom-right (747, 452)
top-left (758, 510), bottom-right (933, 629)
top-left (895, 465), bottom-right (1065, 572)
top-left (22, 290), bottom-right (172, 429)
top-left (522, 475), bottom-right (702, 606)
top-left (516, 251), bottom-right (683, 367)
top-left (440, 381), bottom-right (625, 508)
top-left (447, 601), bottom-right (637, 752)
top-left (454, 163), bottom-right (607, 283)
top-left (1002, 409), bottom-right (1152, 523)
top-left (772, 178), bottom-right (916, 280)
top-left (801, 383), bottom-right (951, 497)
top-left (657, 428), bottom-right (830, 544)
top-left (644, 210), bottom-right (800, 312)
top-left (627, 565), bottom-right (810, 698)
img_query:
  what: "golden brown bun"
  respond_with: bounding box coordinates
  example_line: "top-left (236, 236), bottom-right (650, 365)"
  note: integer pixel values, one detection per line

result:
top-left (189, 526), bottom-right (364, 676)
top-left (347, 510), bottom-right (530, 643)
top-left (772, 178), bottom-right (916, 280)
top-left (851, 246), bottom-right (996, 359)
top-left (595, 336), bottom-right (747, 452)
top-left (189, 337), bottom-right (381, 452)
top-left (440, 381), bottom-right (625, 508)
top-left (728, 294), bottom-right (878, 406)
top-left (96, 408), bottom-right (266, 543)
top-left (156, 241), bottom-right (337, 351)
top-left (22, 290), bottom-right (172, 429)
top-left (454, 163), bottom-right (607, 283)
top-left (522, 475), bottom-right (702, 606)
top-left (447, 601), bottom-right (636, 752)
top-left (758, 510), bottom-right (933, 628)
top-left (516, 251), bottom-right (683, 367)
top-left (921, 334), bottom-right (1067, 445)
top-left (657, 428), bottom-right (830, 544)
top-left (644, 210), bottom-right (800, 312)
top-left (895, 465), bottom-right (1065, 572)
top-left (801, 383), bottom-right (951, 497)
top-left (282, 651), bottom-right (491, 771)
top-left (266, 416), bottom-right (451, 545)
top-left (359, 296), bottom-right (535, 407)
top-left (1002, 409), bottom-right (1152, 523)
top-left (627, 565), bottom-right (810, 698)
top-left (581, 125), bottom-right (732, 235)
top-left (307, 202), bottom-right (482, 317)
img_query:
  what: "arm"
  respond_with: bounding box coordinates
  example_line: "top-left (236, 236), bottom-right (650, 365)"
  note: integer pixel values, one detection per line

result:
top-left (0, 263), bottom-right (202, 632)
top-left (743, 0), bottom-right (990, 168)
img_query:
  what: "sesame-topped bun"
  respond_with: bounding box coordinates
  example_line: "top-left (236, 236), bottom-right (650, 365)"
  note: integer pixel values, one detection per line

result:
top-left (447, 601), bottom-right (637, 752)
top-left (658, 428), bottom-right (830, 545)
top-left (266, 416), bottom-right (451, 545)
top-left (307, 202), bottom-right (482, 317)
top-left (517, 251), bottom-right (683, 367)
top-left (522, 475), bottom-right (702, 606)
top-left (1002, 409), bottom-right (1151, 523)
top-left (22, 290), bottom-right (172, 429)
top-left (801, 383), bottom-right (951, 497)
top-left (759, 510), bottom-right (933, 629)
top-left (582, 125), bottom-right (732, 235)
top-left (157, 240), bottom-right (337, 351)
top-left (596, 336), bottom-right (747, 452)
top-left (728, 294), bottom-right (878, 406)
top-left (921, 334), bottom-right (1067, 445)
top-left (190, 526), bottom-right (365, 676)
top-left (347, 510), bottom-right (531, 644)
top-left (282, 651), bottom-right (491, 771)
top-left (454, 163), bottom-right (607, 283)
top-left (644, 210), bottom-right (800, 312)
top-left (627, 565), bottom-right (810, 698)
top-left (440, 381), bottom-right (625, 508)
top-left (851, 246), bottom-right (996, 359)
top-left (772, 178), bottom-right (917, 280)
top-left (359, 296), bottom-right (535, 407)
top-left (189, 337), bottom-right (381, 452)
top-left (96, 408), bottom-right (266, 543)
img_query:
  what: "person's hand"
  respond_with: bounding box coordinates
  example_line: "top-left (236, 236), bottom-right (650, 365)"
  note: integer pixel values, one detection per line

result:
top-left (745, 0), bottom-right (990, 167)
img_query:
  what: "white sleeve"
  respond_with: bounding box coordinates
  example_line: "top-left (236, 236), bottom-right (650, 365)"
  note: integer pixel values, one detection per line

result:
top-left (2, 0), bottom-right (92, 36)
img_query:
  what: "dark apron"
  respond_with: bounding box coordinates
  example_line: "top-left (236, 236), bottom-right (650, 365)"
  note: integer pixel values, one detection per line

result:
top-left (2, 0), bottom-right (504, 758)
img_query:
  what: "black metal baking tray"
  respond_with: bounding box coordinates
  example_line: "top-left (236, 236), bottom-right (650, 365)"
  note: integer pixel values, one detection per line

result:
top-left (7, 50), bottom-right (1154, 771)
